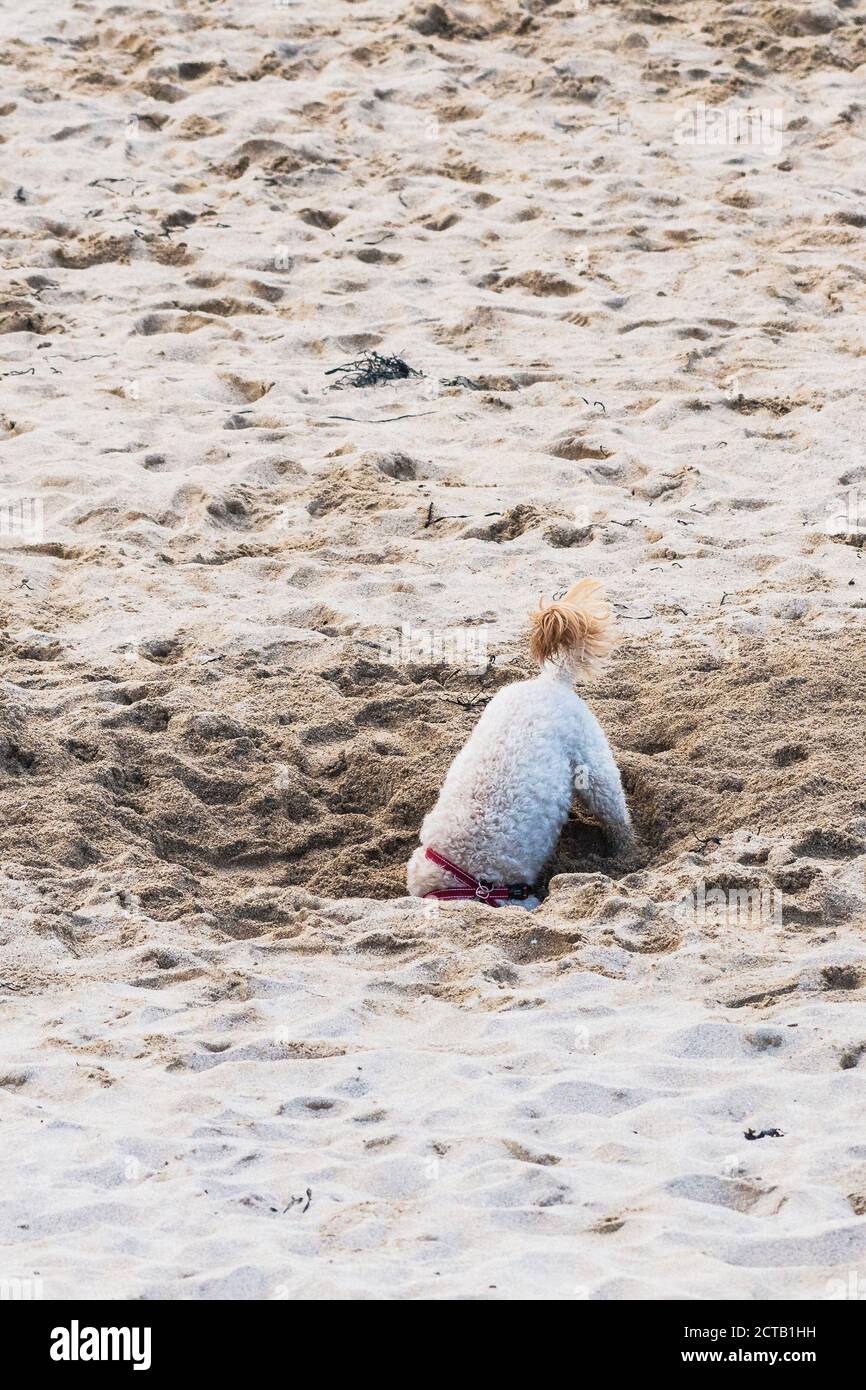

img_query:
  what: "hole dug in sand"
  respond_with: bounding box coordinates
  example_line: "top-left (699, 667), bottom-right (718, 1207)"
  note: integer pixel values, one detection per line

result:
top-left (1, 629), bottom-right (865, 939)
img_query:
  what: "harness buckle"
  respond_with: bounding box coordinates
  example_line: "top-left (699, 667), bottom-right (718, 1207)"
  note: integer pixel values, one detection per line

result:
top-left (475, 881), bottom-right (492, 900)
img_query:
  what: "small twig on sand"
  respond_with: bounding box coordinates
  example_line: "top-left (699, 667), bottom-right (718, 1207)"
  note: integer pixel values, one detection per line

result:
top-left (283, 1187), bottom-right (313, 1213)
top-left (325, 412), bottom-right (436, 423)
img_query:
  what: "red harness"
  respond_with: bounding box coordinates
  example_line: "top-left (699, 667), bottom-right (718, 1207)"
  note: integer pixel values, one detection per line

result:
top-left (422, 847), bottom-right (532, 905)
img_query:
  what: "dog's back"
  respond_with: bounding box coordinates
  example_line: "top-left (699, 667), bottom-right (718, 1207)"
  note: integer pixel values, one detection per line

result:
top-left (408, 670), bottom-right (592, 894)
top-left (407, 578), bottom-right (632, 902)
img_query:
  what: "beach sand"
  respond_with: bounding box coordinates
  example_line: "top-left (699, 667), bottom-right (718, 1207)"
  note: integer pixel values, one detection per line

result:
top-left (1, 0), bottom-right (866, 1299)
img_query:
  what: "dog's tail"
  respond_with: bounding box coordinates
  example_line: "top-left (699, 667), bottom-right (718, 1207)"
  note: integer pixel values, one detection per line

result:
top-left (528, 577), bottom-right (616, 680)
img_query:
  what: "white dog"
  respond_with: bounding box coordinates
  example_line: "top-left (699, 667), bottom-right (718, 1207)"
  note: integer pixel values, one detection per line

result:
top-left (407, 578), bottom-right (632, 908)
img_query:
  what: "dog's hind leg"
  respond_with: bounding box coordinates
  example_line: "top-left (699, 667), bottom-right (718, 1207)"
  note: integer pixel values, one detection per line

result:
top-left (571, 740), bottom-right (633, 854)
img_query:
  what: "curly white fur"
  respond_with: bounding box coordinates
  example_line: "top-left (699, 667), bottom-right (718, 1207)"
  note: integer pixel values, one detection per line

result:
top-left (407, 591), bottom-right (632, 907)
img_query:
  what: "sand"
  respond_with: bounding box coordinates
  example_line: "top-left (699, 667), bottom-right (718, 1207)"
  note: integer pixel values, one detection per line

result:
top-left (1, 0), bottom-right (866, 1300)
